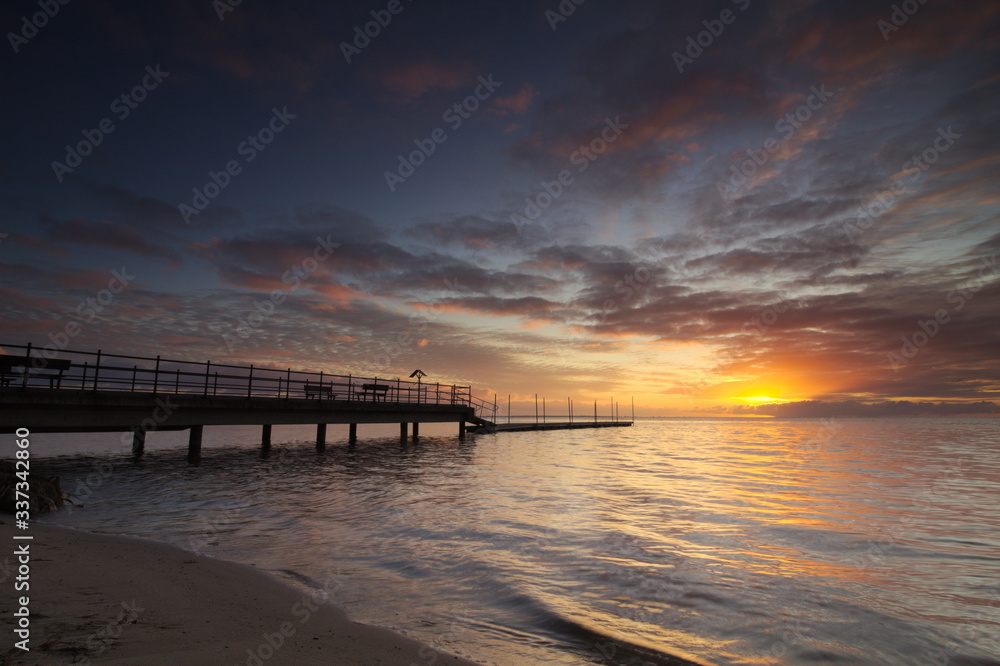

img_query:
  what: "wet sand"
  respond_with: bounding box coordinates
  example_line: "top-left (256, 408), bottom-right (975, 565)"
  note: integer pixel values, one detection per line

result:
top-left (0, 521), bottom-right (479, 665)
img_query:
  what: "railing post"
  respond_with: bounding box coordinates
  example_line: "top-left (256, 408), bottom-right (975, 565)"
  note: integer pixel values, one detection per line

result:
top-left (21, 342), bottom-right (31, 389)
top-left (152, 355), bottom-right (161, 394)
top-left (396, 377), bottom-right (400, 403)
top-left (286, 368), bottom-right (291, 400)
top-left (132, 365), bottom-right (137, 392)
top-left (204, 361), bottom-right (211, 395)
top-left (81, 361), bottom-right (88, 392)
top-left (214, 372), bottom-right (218, 394)
top-left (93, 349), bottom-right (101, 391)
top-left (248, 365), bottom-right (254, 398)
top-left (175, 368), bottom-right (180, 393)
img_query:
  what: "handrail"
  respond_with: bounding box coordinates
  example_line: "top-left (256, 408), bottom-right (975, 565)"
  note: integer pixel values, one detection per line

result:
top-left (0, 342), bottom-right (497, 422)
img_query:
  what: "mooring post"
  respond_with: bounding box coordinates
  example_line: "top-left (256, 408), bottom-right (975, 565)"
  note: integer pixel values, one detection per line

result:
top-left (188, 425), bottom-right (203, 458)
top-left (349, 423), bottom-right (357, 442)
top-left (131, 428), bottom-right (146, 456)
top-left (316, 423), bottom-right (326, 449)
top-left (261, 424), bottom-right (272, 450)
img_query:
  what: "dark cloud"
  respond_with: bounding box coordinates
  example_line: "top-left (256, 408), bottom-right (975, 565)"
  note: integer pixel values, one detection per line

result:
top-left (746, 400), bottom-right (1000, 418)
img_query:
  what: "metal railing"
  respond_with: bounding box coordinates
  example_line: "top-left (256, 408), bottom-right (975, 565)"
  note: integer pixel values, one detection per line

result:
top-left (0, 343), bottom-right (498, 422)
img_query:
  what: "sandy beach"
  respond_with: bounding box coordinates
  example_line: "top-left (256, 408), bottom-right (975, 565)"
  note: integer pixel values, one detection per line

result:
top-left (0, 521), bottom-right (479, 665)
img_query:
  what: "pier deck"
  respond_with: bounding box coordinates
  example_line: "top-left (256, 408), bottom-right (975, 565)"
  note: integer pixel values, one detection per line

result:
top-left (473, 421), bottom-right (633, 433)
top-left (0, 343), bottom-right (497, 455)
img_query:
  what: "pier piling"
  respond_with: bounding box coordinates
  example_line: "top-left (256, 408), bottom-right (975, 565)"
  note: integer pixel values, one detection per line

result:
top-left (188, 425), bottom-right (203, 458)
top-left (131, 428), bottom-right (145, 456)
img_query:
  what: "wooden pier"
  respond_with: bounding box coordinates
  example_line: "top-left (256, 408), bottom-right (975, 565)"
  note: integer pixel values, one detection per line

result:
top-left (485, 421), bottom-right (632, 433)
top-left (0, 343), bottom-right (497, 457)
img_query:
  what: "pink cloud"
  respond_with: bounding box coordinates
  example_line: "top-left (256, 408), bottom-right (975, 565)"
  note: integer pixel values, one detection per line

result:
top-left (379, 60), bottom-right (469, 101)
top-left (493, 84), bottom-right (537, 115)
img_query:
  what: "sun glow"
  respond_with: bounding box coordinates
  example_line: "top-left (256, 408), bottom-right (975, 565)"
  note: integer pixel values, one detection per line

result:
top-left (733, 395), bottom-right (787, 405)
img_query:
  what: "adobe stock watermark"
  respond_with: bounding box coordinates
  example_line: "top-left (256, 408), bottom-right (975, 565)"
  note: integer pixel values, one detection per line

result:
top-left (214, 0), bottom-right (244, 21)
top-left (235, 569), bottom-right (344, 666)
top-left (672, 0), bottom-right (751, 73)
top-left (843, 126), bottom-right (960, 242)
top-left (179, 106), bottom-right (296, 224)
top-left (340, 0), bottom-right (413, 64)
top-left (510, 116), bottom-right (628, 234)
top-left (741, 297), bottom-right (796, 337)
top-left (681, 296), bottom-right (798, 406)
top-left (413, 611), bottom-right (475, 665)
top-left (877, 0), bottom-right (928, 41)
top-left (7, 0), bottom-right (71, 54)
top-left (219, 235), bottom-right (339, 351)
top-left (888, 254), bottom-right (998, 371)
top-left (384, 74), bottom-right (502, 192)
top-left (51, 65), bottom-right (170, 182)
top-left (370, 276), bottom-right (463, 373)
top-left (62, 395), bottom-right (179, 511)
top-left (717, 84), bottom-right (834, 203)
top-left (545, 0), bottom-right (586, 31)
top-left (41, 268), bottom-right (135, 357)
top-left (75, 600), bottom-right (144, 664)
top-left (597, 265), bottom-right (652, 325)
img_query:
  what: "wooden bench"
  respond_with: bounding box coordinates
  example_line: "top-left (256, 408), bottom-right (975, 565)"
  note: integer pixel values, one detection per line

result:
top-left (303, 382), bottom-right (335, 399)
top-left (360, 383), bottom-right (390, 402)
top-left (0, 356), bottom-right (71, 388)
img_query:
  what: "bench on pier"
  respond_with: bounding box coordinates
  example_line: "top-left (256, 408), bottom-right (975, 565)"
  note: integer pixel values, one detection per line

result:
top-left (303, 382), bottom-right (336, 399)
top-left (0, 356), bottom-right (72, 388)
top-left (360, 383), bottom-right (390, 402)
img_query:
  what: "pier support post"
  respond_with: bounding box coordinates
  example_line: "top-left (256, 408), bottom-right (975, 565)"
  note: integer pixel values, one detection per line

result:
top-left (348, 423), bottom-right (357, 442)
top-left (458, 421), bottom-right (465, 440)
top-left (131, 428), bottom-right (145, 456)
top-left (411, 422), bottom-right (419, 439)
top-left (316, 423), bottom-right (326, 449)
top-left (188, 425), bottom-right (203, 458)
top-left (261, 424), bottom-right (272, 450)
top-left (399, 422), bottom-right (407, 440)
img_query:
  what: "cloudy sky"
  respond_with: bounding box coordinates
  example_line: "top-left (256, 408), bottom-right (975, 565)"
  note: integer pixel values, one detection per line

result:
top-left (2, 0), bottom-right (998, 415)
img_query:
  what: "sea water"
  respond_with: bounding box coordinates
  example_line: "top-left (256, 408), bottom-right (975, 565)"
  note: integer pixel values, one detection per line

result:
top-left (18, 417), bottom-right (1000, 665)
